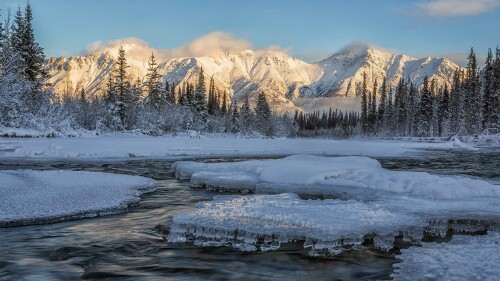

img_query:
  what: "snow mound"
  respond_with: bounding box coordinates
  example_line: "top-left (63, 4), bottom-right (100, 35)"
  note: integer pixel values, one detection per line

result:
top-left (392, 232), bottom-right (500, 281)
top-left (452, 137), bottom-right (478, 151)
top-left (0, 170), bottom-right (157, 226)
top-left (173, 155), bottom-right (500, 200)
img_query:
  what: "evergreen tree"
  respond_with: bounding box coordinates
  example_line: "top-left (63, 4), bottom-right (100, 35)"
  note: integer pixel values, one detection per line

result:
top-left (104, 74), bottom-right (115, 104)
top-left (394, 78), bottom-right (407, 135)
top-left (0, 10), bottom-right (4, 52)
top-left (449, 68), bottom-right (462, 134)
top-left (144, 53), bottom-right (163, 108)
top-left (10, 8), bottom-right (24, 59)
top-left (405, 82), bottom-right (418, 136)
top-left (221, 91), bottom-right (228, 115)
top-left (169, 81), bottom-right (176, 104)
top-left (418, 76), bottom-right (432, 137)
top-left (383, 86), bottom-right (393, 135)
top-left (193, 67), bottom-right (208, 126)
top-left (255, 92), bottom-right (272, 136)
top-left (230, 101), bottom-right (239, 133)
top-left (240, 94), bottom-right (252, 133)
top-left (78, 87), bottom-right (91, 129)
top-left (12, 4), bottom-right (47, 89)
top-left (377, 77), bottom-right (387, 128)
top-left (113, 46), bottom-right (131, 129)
top-left (207, 76), bottom-right (216, 115)
top-left (482, 48), bottom-right (495, 129)
top-left (492, 47), bottom-right (500, 129)
top-left (437, 85), bottom-right (450, 136)
top-left (464, 48), bottom-right (482, 134)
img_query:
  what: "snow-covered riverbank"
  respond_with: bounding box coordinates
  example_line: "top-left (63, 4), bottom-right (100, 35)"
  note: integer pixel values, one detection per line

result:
top-left (0, 133), bottom-right (479, 161)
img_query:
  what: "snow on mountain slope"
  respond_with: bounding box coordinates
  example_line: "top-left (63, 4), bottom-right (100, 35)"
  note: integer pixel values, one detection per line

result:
top-left (45, 41), bottom-right (462, 113)
top-left (301, 44), bottom-right (458, 99)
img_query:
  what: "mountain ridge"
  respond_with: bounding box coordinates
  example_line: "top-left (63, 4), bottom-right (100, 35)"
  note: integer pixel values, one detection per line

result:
top-left (46, 42), bottom-right (463, 112)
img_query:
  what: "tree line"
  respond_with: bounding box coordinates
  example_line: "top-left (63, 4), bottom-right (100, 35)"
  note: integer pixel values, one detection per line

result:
top-left (359, 48), bottom-right (499, 138)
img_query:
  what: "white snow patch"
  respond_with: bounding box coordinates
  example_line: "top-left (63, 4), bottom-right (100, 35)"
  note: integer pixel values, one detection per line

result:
top-left (0, 170), bottom-right (157, 225)
top-left (174, 155), bottom-right (500, 200)
top-left (392, 232), bottom-right (500, 281)
top-left (0, 133), bottom-right (474, 160)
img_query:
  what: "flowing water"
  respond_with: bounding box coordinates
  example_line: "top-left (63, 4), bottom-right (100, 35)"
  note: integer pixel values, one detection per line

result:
top-left (0, 149), bottom-right (498, 281)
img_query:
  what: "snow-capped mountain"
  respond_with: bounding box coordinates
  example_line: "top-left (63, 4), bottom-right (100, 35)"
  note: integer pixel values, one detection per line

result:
top-left (302, 44), bottom-right (458, 98)
top-left (46, 42), bottom-right (462, 112)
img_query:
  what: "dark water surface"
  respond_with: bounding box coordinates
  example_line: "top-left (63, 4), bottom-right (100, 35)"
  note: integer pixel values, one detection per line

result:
top-left (0, 149), bottom-right (498, 281)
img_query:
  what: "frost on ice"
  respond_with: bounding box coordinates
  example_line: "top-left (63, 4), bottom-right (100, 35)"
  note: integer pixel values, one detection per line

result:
top-left (0, 170), bottom-right (157, 226)
top-left (169, 155), bottom-right (500, 254)
top-left (168, 193), bottom-right (424, 254)
top-left (392, 232), bottom-right (500, 281)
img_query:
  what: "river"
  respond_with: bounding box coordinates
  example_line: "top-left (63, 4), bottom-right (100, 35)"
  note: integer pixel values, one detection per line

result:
top-left (0, 149), bottom-right (498, 280)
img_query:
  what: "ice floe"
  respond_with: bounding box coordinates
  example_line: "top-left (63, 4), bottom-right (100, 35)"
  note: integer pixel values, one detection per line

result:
top-left (169, 155), bottom-right (500, 254)
top-left (173, 155), bottom-right (500, 200)
top-left (0, 170), bottom-right (157, 226)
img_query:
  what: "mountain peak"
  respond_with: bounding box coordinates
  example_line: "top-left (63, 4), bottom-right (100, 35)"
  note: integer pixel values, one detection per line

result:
top-left (46, 42), bottom-right (463, 113)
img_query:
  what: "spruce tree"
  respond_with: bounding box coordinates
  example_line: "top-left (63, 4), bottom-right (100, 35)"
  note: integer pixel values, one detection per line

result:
top-left (221, 91), bottom-right (228, 115)
top-left (10, 8), bottom-right (24, 59)
top-left (378, 77), bottom-right (387, 127)
top-left (464, 48), bottom-right (482, 134)
top-left (193, 67), bottom-right (208, 126)
top-left (113, 46), bottom-right (131, 129)
top-left (230, 101), bottom-right (239, 133)
top-left (449, 68), bottom-right (462, 134)
top-left (207, 76), bottom-right (216, 115)
top-left (105, 74), bottom-right (115, 104)
top-left (437, 85), bottom-right (450, 136)
top-left (12, 4), bottom-right (47, 90)
top-left (23, 4), bottom-right (46, 83)
top-left (492, 48), bottom-right (500, 129)
top-left (482, 48), bottom-right (495, 129)
top-left (418, 76), bottom-right (432, 137)
top-left (383, 86), bottom-right (393, 135)
top-left (394, 78), bottom-right (407, 136)
top-left (240, 94), bottom-right (252, 133)
top-left (144, 52), bottom-right (163, 108)
top-left (255, 92), bottom-right (272, 136)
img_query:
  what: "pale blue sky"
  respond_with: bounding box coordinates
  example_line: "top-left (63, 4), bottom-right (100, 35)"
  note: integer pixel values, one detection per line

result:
top-left (1, 0), bottom-right (499, 65)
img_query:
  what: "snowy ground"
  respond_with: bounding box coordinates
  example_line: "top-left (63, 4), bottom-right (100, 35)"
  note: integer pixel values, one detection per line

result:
top-left (0, 133), bottom-right (479, 160)
top-left (392, 232), bottom-right (500, 281)
top-left (0, 170), bottom-right (156, 226)
top-left (169, 155), bottom-right (500, 254)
